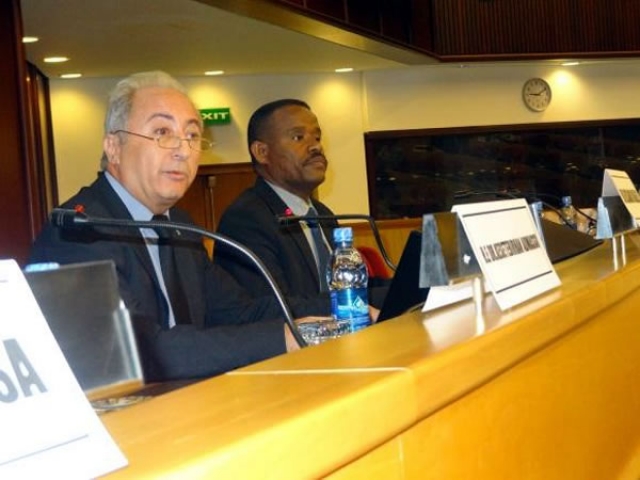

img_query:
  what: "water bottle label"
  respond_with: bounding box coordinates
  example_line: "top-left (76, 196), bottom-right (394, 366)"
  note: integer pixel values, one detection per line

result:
top-left (330, 287), bottom-right (370, 331)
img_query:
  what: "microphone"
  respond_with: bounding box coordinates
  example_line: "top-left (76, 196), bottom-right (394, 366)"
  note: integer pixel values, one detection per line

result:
top-left (277, 213), bottom-right (397, 272)
top-left (50, 206), bottom-right (90, 227)
top-left (50, 208), bottom-right (307, 347)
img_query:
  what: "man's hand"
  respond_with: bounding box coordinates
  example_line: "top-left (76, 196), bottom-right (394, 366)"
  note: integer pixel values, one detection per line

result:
top-left (369, 305), bottom-right (380, 323)
top-left (284, 324), bottom-right (300, 352)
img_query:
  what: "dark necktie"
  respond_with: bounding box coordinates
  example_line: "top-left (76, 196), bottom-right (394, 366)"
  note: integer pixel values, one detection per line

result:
top-left (305, 206), bottom-right (331, 292)
top-left (152, 214), bottom-right (191, 327)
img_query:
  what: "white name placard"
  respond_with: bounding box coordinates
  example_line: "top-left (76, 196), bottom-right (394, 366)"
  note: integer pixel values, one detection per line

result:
top-left (602, 168), bottom-right (640, 223)
top-left (0, 260), bottom-right (127, 479)
top-left (452, 198), bottom-right (561, 310)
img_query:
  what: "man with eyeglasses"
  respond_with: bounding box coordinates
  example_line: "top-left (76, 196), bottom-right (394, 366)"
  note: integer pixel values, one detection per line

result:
top-left (29, 71), bottom-right (330, 382)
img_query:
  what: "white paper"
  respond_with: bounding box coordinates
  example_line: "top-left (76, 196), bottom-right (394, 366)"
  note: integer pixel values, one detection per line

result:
top-left (452, 199), bottom-right (561, 310)
top-left (0, 260), bottom-right (127, 479)
top-left (422, 278), bottom-right (495, 313)
top-left (423, 281), bottom-right (473, 312)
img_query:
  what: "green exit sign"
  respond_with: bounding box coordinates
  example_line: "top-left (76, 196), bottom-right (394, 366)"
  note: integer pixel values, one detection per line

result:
top-left (200, 108), bottom-right (231, 126)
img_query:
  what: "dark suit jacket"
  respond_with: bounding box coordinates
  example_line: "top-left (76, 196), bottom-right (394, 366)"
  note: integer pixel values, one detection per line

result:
top-left (29, 174), bottom-right (312, 382)
top-left (216, 177), bottom-right (336, 307)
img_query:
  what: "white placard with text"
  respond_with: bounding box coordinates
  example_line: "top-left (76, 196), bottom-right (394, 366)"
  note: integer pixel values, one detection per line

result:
top-left (452, 199), bottom-right (561, 310)
top-left (0, 260), bottom-right (127, 479)
top-left (602, 168), bottom-right (640, 223)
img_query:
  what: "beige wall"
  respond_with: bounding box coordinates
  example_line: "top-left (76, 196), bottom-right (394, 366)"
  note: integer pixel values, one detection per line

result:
top-left (51, 72), bottom-right (367, 213)
top-left (50, 61), bottom-right (640, 214)
top-left (363, 62), bottom-right (640, 131)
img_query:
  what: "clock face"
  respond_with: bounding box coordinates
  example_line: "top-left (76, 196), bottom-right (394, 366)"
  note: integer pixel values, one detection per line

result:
top-left (522, 78), bottom-right (552, 112)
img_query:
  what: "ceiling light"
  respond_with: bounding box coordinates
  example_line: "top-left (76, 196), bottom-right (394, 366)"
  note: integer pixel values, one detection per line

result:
top-left (561, 61), bottom-right (580, 66)
top-left (335, 67), bottom-right (353, 73)
top-left (22, 36), bottom-right (39, 43)
top-left (44, 56), bottom-right (69, 63)
top-left (204, 70), bottom-right (224, 76)
top-left (60, 73), bottom-right (82, 79)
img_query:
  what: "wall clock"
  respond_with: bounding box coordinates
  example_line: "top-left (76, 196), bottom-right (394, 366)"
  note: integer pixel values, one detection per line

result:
top-left (522, 78), bottom-right (552, 112)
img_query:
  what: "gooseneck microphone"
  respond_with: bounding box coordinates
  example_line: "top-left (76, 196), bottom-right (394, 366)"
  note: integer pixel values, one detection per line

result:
top-left (277, 213), bottom-right (397, 272)
top-left (50, 208), bottom-right (307, 348)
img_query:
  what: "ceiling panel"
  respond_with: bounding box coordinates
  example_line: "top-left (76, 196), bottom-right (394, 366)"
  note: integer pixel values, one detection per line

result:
top-left (20, 0), bottom-right (411, 78)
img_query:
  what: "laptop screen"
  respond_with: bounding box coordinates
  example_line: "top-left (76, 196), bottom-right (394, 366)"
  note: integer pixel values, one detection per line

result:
top-left (377, 231), bottom-right (430, 322)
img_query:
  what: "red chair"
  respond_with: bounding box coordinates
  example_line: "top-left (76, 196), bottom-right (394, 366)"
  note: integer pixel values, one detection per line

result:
top-left (357, 246), bottom-right (392, 280)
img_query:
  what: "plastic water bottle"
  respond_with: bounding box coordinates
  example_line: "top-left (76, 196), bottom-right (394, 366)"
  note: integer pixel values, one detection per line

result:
top-left (327, 227), bottom-right (371, 333)
top-left (560, 195), bottom-right (577, 229)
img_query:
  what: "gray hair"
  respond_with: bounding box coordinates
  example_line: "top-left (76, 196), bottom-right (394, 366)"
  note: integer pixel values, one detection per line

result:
top-left (100, 71), bottom-right (191, 170)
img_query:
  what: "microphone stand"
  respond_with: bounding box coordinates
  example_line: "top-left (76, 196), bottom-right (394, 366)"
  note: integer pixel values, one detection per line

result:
top-left (278, 213), bottom-right (397, 272)
top-left (50, 208), bottom-right (307, 347)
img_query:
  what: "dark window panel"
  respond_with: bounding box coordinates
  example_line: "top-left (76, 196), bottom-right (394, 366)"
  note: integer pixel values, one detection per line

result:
top-left (365, 120), bottom-right (640, 220)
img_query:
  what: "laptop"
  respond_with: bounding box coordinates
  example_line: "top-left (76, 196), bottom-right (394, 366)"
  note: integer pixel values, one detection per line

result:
top-left (540, 217), bottom-right (602, 263)
top-left (377, 230), bottom-right (430, 322)
top-left (24, 260), bottom-right (144, 399)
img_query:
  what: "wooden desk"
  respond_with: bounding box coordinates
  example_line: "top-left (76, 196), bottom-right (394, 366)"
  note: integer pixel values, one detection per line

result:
top-left (100, 235), bottom-right (640, 479)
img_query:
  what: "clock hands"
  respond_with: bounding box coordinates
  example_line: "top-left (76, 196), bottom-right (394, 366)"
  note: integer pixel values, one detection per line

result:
top-left (523, 78), bottom-right (551, 111)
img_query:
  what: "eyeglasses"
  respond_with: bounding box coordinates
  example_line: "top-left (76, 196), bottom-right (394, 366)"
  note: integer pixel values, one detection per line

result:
top-left (112, 129), bottom-right (213, 152)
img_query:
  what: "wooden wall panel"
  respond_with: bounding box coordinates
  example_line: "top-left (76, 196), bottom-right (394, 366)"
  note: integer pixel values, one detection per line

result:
top-left (346, 0), bottom-right (380, 34)
top-left (379, 0), bottom-right (413, 45)
top-left (306, 0), bottom-right (346, 21)
top-left (0, 0), bottom-right (37, 265)
top-left (261, 0), bottom-right (640, 60)
top-left (431, 0), bottom-right (640, 59)
top-left (24, 63), bottom-right (58, 237)
top-left (177, 163), bottom-right (256, 232)
top-left (409, 0), bottom-right (433, 53)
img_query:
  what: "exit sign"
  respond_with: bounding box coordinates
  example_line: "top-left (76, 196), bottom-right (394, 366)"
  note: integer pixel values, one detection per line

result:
top-left (200, 108), bottom-right (231, 126)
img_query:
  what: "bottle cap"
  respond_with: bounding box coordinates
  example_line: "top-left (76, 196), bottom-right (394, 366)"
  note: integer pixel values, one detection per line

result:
top-left (333, 227), bottom-right (353, 243)
top-left (24, 262), bottom-right (60, 273)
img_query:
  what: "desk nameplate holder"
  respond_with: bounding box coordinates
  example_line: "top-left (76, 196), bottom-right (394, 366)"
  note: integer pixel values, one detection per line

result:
top-left (420, 212), bottom-right (485, 331)
top-left (421, 200), bottom-right (561, 330)
top-left (598, 169), bottom-right (640, 269)
top-left (529, 201), bottom-right (547, 250)
top-left (595, 196), bottom-right (637, 269)
top-left (452, 199), bottom-right (561, 312)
